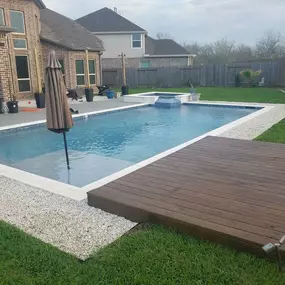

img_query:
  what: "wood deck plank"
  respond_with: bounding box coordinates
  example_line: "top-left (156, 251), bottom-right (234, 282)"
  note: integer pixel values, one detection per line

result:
top-left (88, 137), bottom-right (285, 257)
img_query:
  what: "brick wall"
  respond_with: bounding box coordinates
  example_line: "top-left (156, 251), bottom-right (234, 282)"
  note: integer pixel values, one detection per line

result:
top-left (0, 36), bottom-right (13, 100)
top-left (0, 1), bottom-right (102, 100)
top-left (102, 57), bottom-right (190, 69)
top-left (147, 57), bottom-right (189, 68)
top-left (102, 58), bottom-right (140, 69)
top-left (0, 0), bottom-right (42, 100)
top-left (41, 41), bottom-right (101, 89)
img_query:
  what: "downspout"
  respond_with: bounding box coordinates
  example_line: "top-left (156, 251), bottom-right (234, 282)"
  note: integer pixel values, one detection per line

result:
top-left (99, 51), bottom-right (103, 85)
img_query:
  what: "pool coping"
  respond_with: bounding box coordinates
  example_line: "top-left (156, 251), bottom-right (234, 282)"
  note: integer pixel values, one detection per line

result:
top-left (0, 100), bottom-right (277, 201)
top-left (123, 91), bottom-right (191, 104)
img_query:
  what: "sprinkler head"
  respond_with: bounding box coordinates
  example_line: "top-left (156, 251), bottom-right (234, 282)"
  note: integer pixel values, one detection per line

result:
top-left (262, 243), bottom-right (276, 254)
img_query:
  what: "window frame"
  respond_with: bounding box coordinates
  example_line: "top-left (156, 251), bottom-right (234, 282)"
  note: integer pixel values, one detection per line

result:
top-left (15, 55), bottom-right (31, 93)
top-left (0, 8), bottom-right (5, 26)
top-left (88, 59), bottom-right (96, 85)
top-left (10, 10), bottom-right (25, 35)
top-left (131, 33), bottom-right (142, 49)
top-left (75, 59), bottom-right (85, 86)
top-left (13, 38), bottom-right (27, 50)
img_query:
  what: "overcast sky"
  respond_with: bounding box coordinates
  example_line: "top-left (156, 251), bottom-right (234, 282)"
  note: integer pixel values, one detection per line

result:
top-left (44, 0), bottom-right (285, 46)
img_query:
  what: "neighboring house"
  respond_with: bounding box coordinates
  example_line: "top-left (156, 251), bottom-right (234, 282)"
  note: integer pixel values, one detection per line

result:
top-left (0, 0), bottom-right (104, 101)
top-left (77, 7), bottom-right (195, 69)
top-left (144, 36), bottom-right (194, 68)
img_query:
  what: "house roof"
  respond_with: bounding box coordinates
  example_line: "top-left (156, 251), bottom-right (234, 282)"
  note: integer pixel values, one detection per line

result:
top-left (40, 9), bottom-right (104, 52)
top-left (34, 0), bottom-right (46, 9)
top-left (76, 7), bottom-right (146, 33)
top-left (145, 36), bottom-right (190, 56)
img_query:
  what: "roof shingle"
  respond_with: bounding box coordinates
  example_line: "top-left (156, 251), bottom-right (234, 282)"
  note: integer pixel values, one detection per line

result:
top-left (76, 7), bottom-right (146, 33)
top-left (145, 37), bottom-right (189, 56)
top-left (40, 9), bottom-right (104, 52)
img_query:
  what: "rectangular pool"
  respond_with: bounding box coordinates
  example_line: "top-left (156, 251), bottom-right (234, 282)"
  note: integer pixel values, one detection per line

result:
top-left (0, 104), bottom-right (260, 187)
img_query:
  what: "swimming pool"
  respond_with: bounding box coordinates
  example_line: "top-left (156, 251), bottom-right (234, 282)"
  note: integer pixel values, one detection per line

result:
top-left (0, 104), bottom-right (260, 187)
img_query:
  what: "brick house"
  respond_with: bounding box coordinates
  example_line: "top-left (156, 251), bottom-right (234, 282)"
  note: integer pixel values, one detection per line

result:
top-left (0, 0), bottom-right (104, 102)
top-left (77, 7), bottom-right (195, 69)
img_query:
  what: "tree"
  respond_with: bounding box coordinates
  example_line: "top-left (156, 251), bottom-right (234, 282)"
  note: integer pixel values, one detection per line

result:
top-left (255, 31), bottom-right (285, 59)
top-left (156, 32), bottom-right (173, 40)
top-left (233, 44), bottom-right (254, 62)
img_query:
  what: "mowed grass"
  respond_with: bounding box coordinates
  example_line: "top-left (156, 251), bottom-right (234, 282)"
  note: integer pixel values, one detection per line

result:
top-left (128, 87), bottom-right (285, 104)
top-left (255, 120), bottom-right (285, 143)
top-left (1, 221), bottom-right (284, 285)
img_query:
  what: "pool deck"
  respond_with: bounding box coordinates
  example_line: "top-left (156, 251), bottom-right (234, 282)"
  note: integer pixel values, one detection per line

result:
top-left (88, 136), bottom-right (285, 257)
top-left (0, 97), bottom-right (136, 127)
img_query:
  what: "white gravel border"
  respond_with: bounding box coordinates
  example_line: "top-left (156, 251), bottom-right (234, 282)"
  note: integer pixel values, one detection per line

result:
top-left (0, 175), bottom-right (136, 260)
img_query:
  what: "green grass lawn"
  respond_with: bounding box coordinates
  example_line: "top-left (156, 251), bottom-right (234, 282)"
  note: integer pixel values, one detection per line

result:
top-left (1, 221), bottom-right (284, 285)
top-left (255, 120), bottom-right (285, 143)
top-left (128, 87), bottom-right (285, 104)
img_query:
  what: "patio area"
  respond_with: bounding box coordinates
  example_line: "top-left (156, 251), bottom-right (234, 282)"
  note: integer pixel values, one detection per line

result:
top-left (0, 97), bottom-right (136, 128)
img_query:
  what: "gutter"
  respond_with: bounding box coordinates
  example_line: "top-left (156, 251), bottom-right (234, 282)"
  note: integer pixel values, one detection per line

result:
top-left (99, 52), bottom-right (103, 85)
top-left (35, 0), bottom-right (46, 9)
top-left (93, 31), bottom-right (148, 35)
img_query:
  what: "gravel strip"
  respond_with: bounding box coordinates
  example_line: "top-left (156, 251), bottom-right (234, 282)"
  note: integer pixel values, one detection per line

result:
top-left (0, 175), bottom-right (136, 260)
top-left (217, 104), bottom-right (285, 140)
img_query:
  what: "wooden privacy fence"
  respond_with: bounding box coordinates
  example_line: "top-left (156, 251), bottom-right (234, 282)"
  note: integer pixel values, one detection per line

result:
top-left (103, 59), bottom-right (285, 88)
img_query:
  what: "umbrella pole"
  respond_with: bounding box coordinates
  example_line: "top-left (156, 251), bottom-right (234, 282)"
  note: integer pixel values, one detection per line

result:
top-left (63, 132), bottom-right (70, 170)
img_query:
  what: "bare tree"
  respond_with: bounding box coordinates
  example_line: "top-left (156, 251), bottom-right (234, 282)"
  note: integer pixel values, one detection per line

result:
top-left (156, 32), bottom-right (173, 40)
top-left (181, 32), bottom-right (285, 64)
top-left (233, 44), bottom-right (254, 62)
top-left (184, 42), bottom-right (201, 55)
top-left (255, 31), bottom-right (285, 59)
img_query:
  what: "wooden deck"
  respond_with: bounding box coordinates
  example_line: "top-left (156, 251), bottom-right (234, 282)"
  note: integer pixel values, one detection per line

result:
top-left (88, 136), bottom-right (285, 256)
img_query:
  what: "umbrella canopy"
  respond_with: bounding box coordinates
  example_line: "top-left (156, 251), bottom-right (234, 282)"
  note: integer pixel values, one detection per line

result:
top-left (45, 50), bottom-right (73, 133)
top-left (45, 50), bottom-right (73, 169)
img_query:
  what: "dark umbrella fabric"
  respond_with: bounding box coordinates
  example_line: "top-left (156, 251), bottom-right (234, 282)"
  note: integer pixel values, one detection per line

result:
top-left (45, 50), bottom-right (73, 169)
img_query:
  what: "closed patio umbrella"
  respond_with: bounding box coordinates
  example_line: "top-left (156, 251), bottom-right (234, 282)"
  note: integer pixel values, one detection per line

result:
top-left (45, 50), bottom-right (73, 169)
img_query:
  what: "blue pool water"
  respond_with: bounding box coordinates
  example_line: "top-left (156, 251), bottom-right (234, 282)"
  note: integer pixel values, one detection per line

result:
top-left (0, 105), bottom-right (259, 187)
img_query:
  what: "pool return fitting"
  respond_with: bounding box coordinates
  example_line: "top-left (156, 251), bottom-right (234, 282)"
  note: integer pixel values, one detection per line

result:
top-left (262, 235), bottom-right (285, 272)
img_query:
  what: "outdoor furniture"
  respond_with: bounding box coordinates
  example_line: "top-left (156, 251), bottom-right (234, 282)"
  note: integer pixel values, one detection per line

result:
top-left (67, 89), bottom-right (82, 101)
top-left (97, 85), bottom-right (110, 96)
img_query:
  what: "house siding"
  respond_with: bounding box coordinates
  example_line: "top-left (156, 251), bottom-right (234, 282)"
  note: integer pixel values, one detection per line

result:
top-left (96, 33), bottom-right (145, 58)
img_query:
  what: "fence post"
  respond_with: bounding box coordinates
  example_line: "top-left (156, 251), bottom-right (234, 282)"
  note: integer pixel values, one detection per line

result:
top-left (225, 64), bottom-right (228, 87)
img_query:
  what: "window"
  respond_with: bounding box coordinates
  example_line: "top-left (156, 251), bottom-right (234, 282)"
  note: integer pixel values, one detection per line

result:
top-left (58, 59), bottom-right (65, 83)
top-left (0, 9), bottom-right (4, 26)
top-left (132, 33), bottom-right (142, 48)
top-left (10, 10), bottom-right (25, 34)
top-left (88, 60), bottom-right (96, 85)
top-left (140, 60), bottom-right (151, 69)
top-left (13, 39), bottom-right (27, 49)
top-left (15, 55), bottom-right (30, 92)
top-left (76, 60), bottom-right (85, 86)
